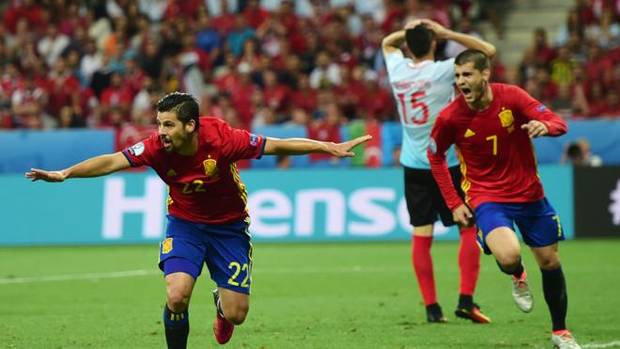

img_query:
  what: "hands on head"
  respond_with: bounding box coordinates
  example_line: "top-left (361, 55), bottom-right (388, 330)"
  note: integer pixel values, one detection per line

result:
top-left (405, 18), bottom-right (450, 40)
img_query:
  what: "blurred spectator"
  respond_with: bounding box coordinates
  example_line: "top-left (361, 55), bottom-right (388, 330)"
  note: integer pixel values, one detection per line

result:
top-left (550, 46), bottom-right (574, 89)
top-left (585, 9), bottom-right (620, 49)
top-left (309, 50), bottom-right (341, 88)
top-left (37, 23), bottom-right (70, 67)
top-left (600, 90), bottom-right (620, 117)
top-left (529, 27), bottom-right (556, 67)
top-left (307, 101), bottom-right (344, 166)
top-left (562, 138), bottom-right (603, 166)
top-left (227, 16), bottom-right (256, 57)
top-left (555, 8), bottom-right (584, 47)
top-left (445, 16), bottom-right (483, 58)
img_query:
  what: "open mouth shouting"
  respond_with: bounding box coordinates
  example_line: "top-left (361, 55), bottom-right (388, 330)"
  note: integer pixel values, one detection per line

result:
top-left (161, 135), bottom-right (173, 149)
top-left (460, 86), bottom-right (473, 101)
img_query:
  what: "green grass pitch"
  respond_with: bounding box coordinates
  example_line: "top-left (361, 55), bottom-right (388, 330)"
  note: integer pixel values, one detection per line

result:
top-left (1, 240), bottom-right (619, 349)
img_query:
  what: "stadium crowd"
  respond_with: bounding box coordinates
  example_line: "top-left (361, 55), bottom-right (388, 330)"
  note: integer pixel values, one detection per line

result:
top-left (0, 0), bottom-right (618, 143)
top-left (519, 0), bottom-right (620, 118)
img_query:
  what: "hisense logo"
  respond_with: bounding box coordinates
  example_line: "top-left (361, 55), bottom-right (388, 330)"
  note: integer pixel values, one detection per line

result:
top-left (610, 179), bottom-right (620, 225)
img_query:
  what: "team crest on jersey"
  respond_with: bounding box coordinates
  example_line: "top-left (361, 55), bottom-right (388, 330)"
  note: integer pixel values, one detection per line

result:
top-left (498, 108), bottom-right (515, 133)
top-left (161, 238), bottom-right (173, 254)
top-left (203, 157), bottom-right (219, 178)
top-left (128, 142), bottom-right (145, 156)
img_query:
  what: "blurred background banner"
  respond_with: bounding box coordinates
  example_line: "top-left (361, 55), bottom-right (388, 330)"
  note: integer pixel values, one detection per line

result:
top-left (2, 166), bottom-right (573, 245)
top-left (0, 129), bottom-right (114, 173)
top-left (574, 166), bottom-right (620, 237)
top-left (2, 119), bottom-right (620, 174)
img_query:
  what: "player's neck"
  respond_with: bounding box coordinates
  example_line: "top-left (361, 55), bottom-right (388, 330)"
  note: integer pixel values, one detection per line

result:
top-left (176, 133), bottom-right (199, 156)
top-left (468, 84), bottom-right (494, 111)
top-left (413, 53), bottom-right (434, 64)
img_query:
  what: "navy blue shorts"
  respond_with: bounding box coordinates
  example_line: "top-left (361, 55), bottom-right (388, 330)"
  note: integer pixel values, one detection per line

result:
top-left (474, 198), bottom-right (565, 255)
top-left (158, 215), bottom-right (253, 294)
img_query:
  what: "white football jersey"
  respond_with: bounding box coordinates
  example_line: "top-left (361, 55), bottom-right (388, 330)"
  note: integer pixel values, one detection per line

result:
top-left (385, 50), bottom-right (459, 169)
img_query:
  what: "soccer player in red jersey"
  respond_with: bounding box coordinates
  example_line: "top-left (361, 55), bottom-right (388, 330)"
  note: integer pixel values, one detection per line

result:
top-left (428, 50), bottom-right (581, 349)
top-left (382, 19), bottom-right (495, 324)
top-left (26, 92), bottom-right (371, 348)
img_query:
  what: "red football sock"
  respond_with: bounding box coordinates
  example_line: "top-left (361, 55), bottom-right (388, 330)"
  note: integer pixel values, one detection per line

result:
top-left (412, 235), bottom-right (436, 306)
top-left (458, 226), bottom-right (481, 296)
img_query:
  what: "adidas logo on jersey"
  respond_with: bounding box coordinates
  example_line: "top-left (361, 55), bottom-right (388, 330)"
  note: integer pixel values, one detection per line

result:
top-left (464, 129), bottom-right (476, 138)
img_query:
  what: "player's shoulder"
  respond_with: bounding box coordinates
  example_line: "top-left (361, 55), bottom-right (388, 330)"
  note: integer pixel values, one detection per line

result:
top-left (126, 132), bottom-right (162, 159)
top-left (492, 83), bottom-right (523, 95)
top-left (198, 116), bottom-right (232, 143)
top-left (142, 132), bottom-right (162, 151)
top-left (441, 95), bottom-right (466, 116)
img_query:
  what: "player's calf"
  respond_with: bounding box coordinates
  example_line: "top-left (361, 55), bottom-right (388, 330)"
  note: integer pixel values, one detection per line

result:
top-left (213, 289), bottom-right (235, 345)
top-left (163, 304), bottom-right (190, 349)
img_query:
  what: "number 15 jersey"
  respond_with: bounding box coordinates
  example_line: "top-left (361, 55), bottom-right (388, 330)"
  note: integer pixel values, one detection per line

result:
top-left (384, 50), bottom-right (458, 169)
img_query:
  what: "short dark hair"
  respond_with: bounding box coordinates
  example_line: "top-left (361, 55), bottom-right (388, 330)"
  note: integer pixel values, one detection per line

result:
top-left (566, 142), bottom-right (584, 161)
top-left (455, 49), bottom-right (491, 71)
top-left (405, 24), bottom-right (435, 58)
top-left (156, 92), bottom-right (200, 130)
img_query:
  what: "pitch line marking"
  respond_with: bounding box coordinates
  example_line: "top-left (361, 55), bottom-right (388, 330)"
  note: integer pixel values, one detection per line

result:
top-left (583, 341), bottom-right (620, 348)
top-left (0, 269), bottom-right (159, 285)
top-left (0, 265), bottom-right (416, 285)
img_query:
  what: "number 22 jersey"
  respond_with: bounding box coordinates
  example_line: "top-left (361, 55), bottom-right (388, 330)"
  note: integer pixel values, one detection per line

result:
top-left (122, 117), bottom-right (266, 225)
top-left (384, 50), bottom-right (459, 169)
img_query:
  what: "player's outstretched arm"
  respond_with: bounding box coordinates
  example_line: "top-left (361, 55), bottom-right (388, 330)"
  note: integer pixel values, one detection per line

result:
top-left (421, 19), bottom-right (496, 58)
top-left (25, 152), bottom-right (131, 182)
top-left (263, 135), bottom-right (372, 157)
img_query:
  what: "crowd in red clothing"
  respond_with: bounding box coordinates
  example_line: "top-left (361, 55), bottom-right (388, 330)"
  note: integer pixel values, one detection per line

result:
top-left (0, 0), bottom-right (616, 151)
top-left (518, 0), bottom-right (620, 118)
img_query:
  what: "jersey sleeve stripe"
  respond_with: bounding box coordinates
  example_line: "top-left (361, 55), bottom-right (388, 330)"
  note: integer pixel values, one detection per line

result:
top-left (256, 137), bottom-right (267, 159)
top-left (121, 149), bottom-right (138, 167)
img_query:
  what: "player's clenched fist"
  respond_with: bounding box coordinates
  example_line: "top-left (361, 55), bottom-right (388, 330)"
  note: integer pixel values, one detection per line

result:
top-left (452, 204), bottom-right (474, 227)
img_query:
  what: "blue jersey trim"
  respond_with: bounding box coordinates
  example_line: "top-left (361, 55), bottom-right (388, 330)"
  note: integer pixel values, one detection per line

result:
top-left (121, 149), bottom-right (138, 167)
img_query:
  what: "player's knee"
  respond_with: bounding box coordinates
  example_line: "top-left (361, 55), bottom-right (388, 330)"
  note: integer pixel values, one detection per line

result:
top-left (166, 288), bottom-right (190, 312)
top-left (538, 255), bottom-right (561, 270)
top-left (495, 252), bottom-right (521, 274)
top-left (495, 251), bottom-right (520, 268)
top-left (225, 303), bottom-right (249, 325)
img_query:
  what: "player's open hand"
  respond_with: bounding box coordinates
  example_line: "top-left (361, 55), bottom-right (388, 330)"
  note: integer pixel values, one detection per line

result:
top-left (452, 204), bottom-right (474, 227)
top-left (25, 168), bottom-right (66, 182)
top-left (327, 135), bottom-right (373, 157)
top-left (521, 120), bottom-right (548, 138)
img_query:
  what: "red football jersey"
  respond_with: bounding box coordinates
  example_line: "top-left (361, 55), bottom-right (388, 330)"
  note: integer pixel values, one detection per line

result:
top-left (428, 83), bottom-right (568, 210)
top-left (122, 116), bottom-right (265, 224)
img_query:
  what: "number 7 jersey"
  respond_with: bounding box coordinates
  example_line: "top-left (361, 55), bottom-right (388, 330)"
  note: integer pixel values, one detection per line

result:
top-left (428, 83), bottom-right (568, 211)
top-left (384, 50), bottom-right (459, 169)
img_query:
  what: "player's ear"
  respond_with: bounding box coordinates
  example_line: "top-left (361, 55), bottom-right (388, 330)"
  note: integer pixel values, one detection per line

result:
top-left (185, 119), bottom-right (196, 133)
top-left (482, 68), bottom-right (491, 83)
